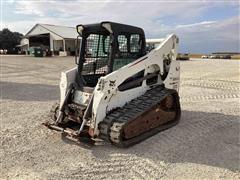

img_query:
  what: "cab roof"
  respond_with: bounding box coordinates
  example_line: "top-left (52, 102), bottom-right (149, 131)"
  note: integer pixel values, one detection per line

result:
top-left (76, 21), bottom-right (145, 36)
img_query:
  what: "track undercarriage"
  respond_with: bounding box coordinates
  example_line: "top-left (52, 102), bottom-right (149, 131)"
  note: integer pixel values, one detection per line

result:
top-left (99, 85), bottom-right (181, 147)
top-left (45, 85), bottom-right (180, 147)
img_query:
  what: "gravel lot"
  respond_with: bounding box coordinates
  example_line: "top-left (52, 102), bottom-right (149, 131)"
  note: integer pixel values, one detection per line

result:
top-left (1, 56), bottom-right (240, 179)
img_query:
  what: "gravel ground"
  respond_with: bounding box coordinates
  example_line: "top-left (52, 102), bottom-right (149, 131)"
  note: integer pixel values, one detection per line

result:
top-left (1, 56), bottom-right (240, 179)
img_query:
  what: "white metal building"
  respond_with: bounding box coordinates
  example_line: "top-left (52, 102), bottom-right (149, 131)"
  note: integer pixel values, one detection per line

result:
top-left (24, 23), bottom-right (79, 56)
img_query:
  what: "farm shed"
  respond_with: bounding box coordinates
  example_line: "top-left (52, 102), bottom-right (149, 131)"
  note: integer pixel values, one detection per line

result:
top-left (24, 24), bottom-right (79, 56)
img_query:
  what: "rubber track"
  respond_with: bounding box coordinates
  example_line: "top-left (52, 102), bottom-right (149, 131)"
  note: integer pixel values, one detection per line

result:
top-left (99, 85), bottom-right (181, 147)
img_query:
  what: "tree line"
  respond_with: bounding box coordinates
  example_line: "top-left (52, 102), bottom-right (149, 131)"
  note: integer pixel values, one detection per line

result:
top-left (0, 28), bottom-right (23, 54)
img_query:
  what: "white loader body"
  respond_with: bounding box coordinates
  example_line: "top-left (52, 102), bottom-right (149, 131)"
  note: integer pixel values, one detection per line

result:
top-left (59, 34), bottom-right (180, 136)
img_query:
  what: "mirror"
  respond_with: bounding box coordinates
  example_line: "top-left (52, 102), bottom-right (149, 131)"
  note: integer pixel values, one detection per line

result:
top-left (77, 25), bottom-right (84, 35)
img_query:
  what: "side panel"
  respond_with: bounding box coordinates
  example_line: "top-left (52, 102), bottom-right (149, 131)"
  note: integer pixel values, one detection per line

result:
top-left (164, 61), bottom-right (180, 91)
top-left (105, 60), bottom-right (180, 113)
top-left (59, 67), bottom-right (77, 106)
top-left (106, 85), bottom-right (149, 112)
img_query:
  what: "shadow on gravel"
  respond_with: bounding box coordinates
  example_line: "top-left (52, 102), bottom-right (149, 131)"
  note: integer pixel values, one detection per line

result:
top-left (1, 81), bottom-right (59, 101)
top-left (88, 110), bottom-right (240, 172)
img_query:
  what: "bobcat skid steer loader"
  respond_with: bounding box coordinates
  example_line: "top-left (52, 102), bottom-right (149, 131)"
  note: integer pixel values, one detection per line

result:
top-left (44, 21), bottom-right (181, 147)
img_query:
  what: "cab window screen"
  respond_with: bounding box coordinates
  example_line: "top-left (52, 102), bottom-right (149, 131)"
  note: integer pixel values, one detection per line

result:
top-left (130, 34), bottom-right (141, 53)
top-left (118, 35), bottom-right (127, 52)
top-left (113, 33), bottom-right (142, 71)
top-left (82, 34), bottom-right (110, 75)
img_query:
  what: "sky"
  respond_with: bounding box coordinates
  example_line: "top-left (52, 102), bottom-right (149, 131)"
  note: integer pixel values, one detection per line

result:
top-left (1, 0), bottom-right (239, 53)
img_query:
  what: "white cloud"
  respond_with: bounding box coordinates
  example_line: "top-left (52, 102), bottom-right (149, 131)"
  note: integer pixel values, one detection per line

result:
top-left (10, 1), bottom-right (209, 27)
top-left (2, 0), bottom-right (239, 53)
top-left (173, 17), bottom-right (240, 53)
top-left (2, 20), bottom-right (38, 34)
top-left (14, 1), bottom-right (45, 16)
top-left (176, 21), bottom-right (217, 29)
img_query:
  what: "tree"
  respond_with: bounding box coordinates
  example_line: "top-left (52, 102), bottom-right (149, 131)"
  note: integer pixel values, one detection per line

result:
top-left (0, 28), bottom-right (23, 53)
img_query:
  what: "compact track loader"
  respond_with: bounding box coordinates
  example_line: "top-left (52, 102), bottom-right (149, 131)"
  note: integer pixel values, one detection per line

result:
top-left (44, 22), bottom-right (181, 147)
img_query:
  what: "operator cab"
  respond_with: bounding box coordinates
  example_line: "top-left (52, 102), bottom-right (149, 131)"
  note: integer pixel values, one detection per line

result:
top-left (76, 21), bottom-right (146, 87)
